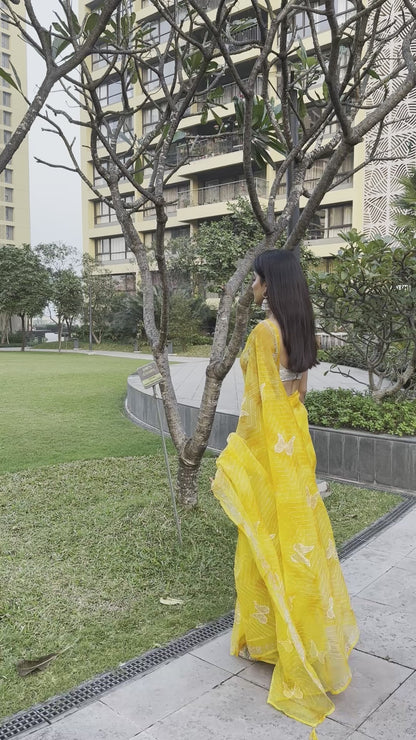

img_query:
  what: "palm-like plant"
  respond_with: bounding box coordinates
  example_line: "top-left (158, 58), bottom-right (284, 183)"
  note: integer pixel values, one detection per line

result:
top-left (393, 169), bottom-right (416, 233)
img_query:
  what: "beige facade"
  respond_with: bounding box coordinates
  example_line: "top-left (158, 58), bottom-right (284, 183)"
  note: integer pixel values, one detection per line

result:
top-left (0, 1), bottom-right (30, 248)
top-left (79, 0), bottom-right (366, 287)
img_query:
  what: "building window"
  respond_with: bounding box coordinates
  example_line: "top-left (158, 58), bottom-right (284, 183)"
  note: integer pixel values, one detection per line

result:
top-left (3, 129), bottom-right (11, 144)
top-left (4, 167), bottom-right (12, 183)
top-left (97, 75), bottom-right (133, 106)
top-left (143, 60), bottom-right (175, 91)
top-left (1, 14), bottom-right (9, 30)
top-left (294, 0), bottom-right (350, 38)
top-left (1, 51), bottom-right (10, 68)
top-left (95, 235), bottom-right (129, 262)
top-left (2, 91), bottom-right (10, 106)
top-left (143, 16), bottom-right (172, 45)
top-left (1, 32), bottom-right (8, 48)
top-left (94, 200), bottom-right (118, 225)
top-left (307, 203), bottom-right (352, 240)
top-left (5, 224), bottom-right (13, 240)
top-left (142, 106), bottom-right (164, 135)
top-left (4, 186), bottom-right (12, 202)
top-left (3, 109), bottom-right (11, 126)
top-left (98, 114), bottom-right (134, 147)
top-left (5, 205), bottom-right (13, 221)
top-left (2, 77), bottom-right (10, 88)
top-left (112, 273), bottom-right (136, 293)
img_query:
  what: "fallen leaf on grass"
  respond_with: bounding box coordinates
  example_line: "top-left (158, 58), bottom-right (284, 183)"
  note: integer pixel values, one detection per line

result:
top-left (17, 653), bottom-right (59, 677)
top-left (159, 597), bottom-right (184, 606)
top-left (16, 641), bottom-right (78, 678)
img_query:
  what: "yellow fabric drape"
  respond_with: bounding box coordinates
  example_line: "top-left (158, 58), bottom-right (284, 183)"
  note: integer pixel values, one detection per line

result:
top-left (212, 319), bottom-right (359, 732)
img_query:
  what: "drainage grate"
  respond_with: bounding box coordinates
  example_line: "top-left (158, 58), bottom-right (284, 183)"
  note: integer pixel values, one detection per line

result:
top-left (0, 496), bottom-right (414, 739)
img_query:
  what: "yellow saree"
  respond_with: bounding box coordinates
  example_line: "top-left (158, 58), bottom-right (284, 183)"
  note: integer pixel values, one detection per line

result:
top-left (212, 319), bottom-right (359, 735)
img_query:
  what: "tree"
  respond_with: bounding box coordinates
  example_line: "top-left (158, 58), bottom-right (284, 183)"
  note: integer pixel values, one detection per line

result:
top-left (310, 229), bottom-right (416, 400)
top-left (108, 291), bottom-right (144, 342)
top-left (82, 255), bottom-right (116, 345)
top-left (0, 245), bottom-right (51, 350)
top-left (14, 0), bottom-right (416, 505)
top-left (0, 0), bottom-right (127, 174)
top-left (52, 269), bottom-right (83, 347)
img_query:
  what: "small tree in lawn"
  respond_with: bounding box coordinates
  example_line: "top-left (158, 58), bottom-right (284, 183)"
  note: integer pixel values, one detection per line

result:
top-left (52, 269), bottom-right (83, 348)
top-left (11, 0), bottom-right (416, 505)
top-left (34, 242), bottom-right (82, 348)
top-left (310, 229), bottom-right (416, 400)
top-left (0, 245), bottom-right (51, 350)
top-left (82, 255), bottom-right (116, 345)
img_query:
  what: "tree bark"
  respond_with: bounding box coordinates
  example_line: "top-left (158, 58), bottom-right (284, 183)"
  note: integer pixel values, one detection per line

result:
top-left (177, 456), bottom-right (202, 509)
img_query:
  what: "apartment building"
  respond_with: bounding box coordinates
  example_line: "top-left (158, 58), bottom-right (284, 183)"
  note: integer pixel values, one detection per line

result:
top-left (79, 0), bottom-right (388, 289)
top-left (0, 0), bottom-right (30, 248)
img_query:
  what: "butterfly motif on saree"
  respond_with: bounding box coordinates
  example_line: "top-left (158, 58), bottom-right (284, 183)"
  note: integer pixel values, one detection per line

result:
top-left (291, 543), bottom-right (314, 567)
top-left (274, 433), bottom-right (295, 455)
top-left (283, 681), bottom-right (304, 700)
top-left (252, 602), bottom-right (270, 624)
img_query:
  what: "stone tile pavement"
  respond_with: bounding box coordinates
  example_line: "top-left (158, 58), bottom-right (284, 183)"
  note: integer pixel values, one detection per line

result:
top-left (18, 506), bottom-right (416, 740)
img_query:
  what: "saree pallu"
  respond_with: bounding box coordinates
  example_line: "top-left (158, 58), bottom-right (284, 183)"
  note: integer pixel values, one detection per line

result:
top-left (212, 319), bottom-right (359, 734)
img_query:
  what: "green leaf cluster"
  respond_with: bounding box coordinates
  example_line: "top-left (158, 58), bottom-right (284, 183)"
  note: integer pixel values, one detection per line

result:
top-left (0, 244), bottom-right (51, 322)
top-left (310, 229), bottom-right (416, 397)
top-left (305, 389), bottom-right (416, 436)
top-left (233, 96), bottom-right (285, 168)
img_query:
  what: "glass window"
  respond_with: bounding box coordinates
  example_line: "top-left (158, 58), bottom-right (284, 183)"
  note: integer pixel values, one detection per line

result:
top-left (142, 107), bottom-right (163, 135)
top-left (4, 186), bottom-right (12, 201)
top-left (1, 32), bottom-right (9, 48)
top-left (1, 15), bottom-right (9, 30)
top-left (4, 167), bottom-right (12, 183)
top-left (3, 109), bottom-right (10, 126)
top-left (97, 76), bottom-right (133, 106)
top-left (5, 224), bottom-right (14, 240)
top-left (5, 205), bottom-right (13, 221)
top-left (95, 235), bottom-right (128, 262)
top-left (3, 129), bottom-right (11, 143)
top-left (2, 90), bottom-right (10, 106)
top-left (1, 51), bottom-right (10, 68)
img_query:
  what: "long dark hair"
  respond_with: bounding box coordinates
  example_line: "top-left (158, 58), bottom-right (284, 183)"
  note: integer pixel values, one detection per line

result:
top-left (254, 250), bottom-right (318, 372)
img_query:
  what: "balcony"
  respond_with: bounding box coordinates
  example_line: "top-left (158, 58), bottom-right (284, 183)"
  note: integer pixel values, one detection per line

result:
top-left (195, 177), bottom-right (267, 206)
top-left (196, 77), bottom-right (263, 111)
top-left (172, 133), bottom-right (243, 164)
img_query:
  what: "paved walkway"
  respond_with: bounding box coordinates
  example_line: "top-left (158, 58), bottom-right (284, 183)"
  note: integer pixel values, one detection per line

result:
top-left (19, 505), bottom-right (416, 740)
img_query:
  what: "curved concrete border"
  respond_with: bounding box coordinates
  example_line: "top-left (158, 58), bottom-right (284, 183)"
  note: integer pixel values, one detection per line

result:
top-left (126, 375), bottom-right (416, 494)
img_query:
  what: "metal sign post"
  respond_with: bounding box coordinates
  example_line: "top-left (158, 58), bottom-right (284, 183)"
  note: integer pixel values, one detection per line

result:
top-left (136, 362), bottom-right (182, 547)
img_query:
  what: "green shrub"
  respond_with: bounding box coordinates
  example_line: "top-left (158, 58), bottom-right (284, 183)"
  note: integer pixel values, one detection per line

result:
top-left (305, 388), bottom-right (416, 436)
top-left (317, 344), bottom-right (367, 369)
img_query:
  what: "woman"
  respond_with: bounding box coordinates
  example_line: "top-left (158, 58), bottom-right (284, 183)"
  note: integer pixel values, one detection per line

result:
top-left (211, 250), bottom-right (358, 738)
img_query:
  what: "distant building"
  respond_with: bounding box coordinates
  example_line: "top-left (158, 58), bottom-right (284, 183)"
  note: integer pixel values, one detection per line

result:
top-left (0, 0), bottom-right (30, 248)
top-left (78, 0), bottom-right (415, 290)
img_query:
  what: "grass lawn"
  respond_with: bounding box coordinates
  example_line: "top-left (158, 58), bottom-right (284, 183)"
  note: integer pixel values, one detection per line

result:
top-left (0, 351), bottom-right (168, 474)
top-left (0, 351), bottom-right (402, 720)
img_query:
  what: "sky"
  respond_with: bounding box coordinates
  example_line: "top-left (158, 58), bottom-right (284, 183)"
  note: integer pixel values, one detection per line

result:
top-left (27, 1), bottom-right (82, 252)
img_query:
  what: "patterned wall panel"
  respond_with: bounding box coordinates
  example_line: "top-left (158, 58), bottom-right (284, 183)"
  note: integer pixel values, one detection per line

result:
top-left (363, 0), bottom-right (416, 237)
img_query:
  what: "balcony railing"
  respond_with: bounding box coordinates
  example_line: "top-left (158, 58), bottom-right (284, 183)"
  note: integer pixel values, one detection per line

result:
top-left (175, 133), bottom-right (243, 163)
top-left (307, 223), bottom-right (352, 240)
top-left (196, 77), bottom-right (262, 111)
top-left (294, 0), bottom-right (352, 38)
top-left (194, 177), bottom-right (267, 206)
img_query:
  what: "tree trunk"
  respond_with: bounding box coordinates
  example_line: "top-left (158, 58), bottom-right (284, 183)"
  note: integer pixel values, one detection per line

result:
top-left (20, 314), bottom-right (26, 352)
top-left (176, 457), bottom-right (202, 509)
